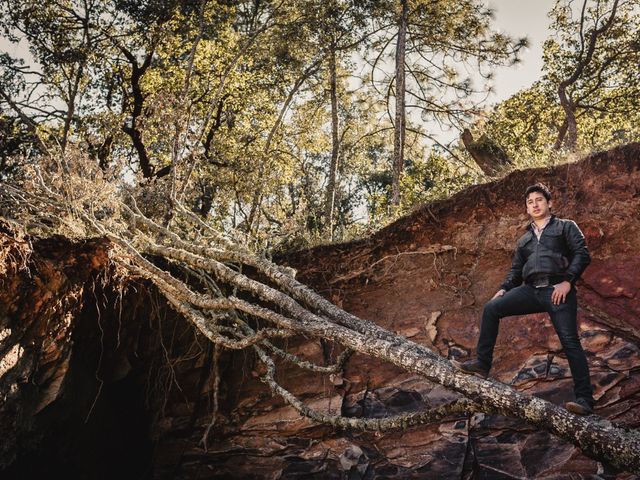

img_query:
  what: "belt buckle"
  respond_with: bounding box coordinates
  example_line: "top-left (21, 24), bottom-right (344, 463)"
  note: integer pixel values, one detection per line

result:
top-left (533, 277), bottom-right (551, 288)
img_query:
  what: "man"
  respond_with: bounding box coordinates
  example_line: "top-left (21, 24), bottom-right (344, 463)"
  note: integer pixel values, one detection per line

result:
top-left (455, 183), bottom-right (594, 415)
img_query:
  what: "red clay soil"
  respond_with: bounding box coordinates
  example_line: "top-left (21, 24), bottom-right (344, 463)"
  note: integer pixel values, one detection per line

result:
top-left (0, 143), bottom-right (639, 479)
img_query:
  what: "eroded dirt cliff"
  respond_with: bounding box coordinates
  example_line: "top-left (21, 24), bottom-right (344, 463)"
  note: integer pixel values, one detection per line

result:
top-left (0, 229), bottom-right (161, 478)
top-left (0, 143), bottom-right (639, 479)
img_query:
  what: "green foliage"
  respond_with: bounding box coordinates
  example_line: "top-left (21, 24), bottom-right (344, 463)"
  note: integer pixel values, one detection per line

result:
top-left (0, 0), bottom-right (636, 252)
top-left (402, 152), bottom-right (479, 206)
top-left (478, 82), bottom-right (561, 167)
top-left (471, 0), bottom-right (640, 170)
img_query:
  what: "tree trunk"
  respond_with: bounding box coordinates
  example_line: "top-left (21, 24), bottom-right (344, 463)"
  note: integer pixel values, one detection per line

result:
top-left (556, 86), bottom-right (578, 150)
top-left (121, 52), bottom-right (155, 179)
top-left (324, 42), bottom-right (340, 239)
top-left (61, 66), bottom-right (82, 153)
top-left (554, 115), bottom-right (569, 151)
top-left (391, 0), bottom-right (408, 206)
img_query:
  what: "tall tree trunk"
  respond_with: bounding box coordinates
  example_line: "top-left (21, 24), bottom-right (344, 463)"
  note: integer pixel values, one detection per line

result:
top-left (324, 42), bottom-right (340, 239)
top-left (391, 0), bottom-right (408, 206)
top-left (554, 116), bottom-right (570, 151)
top-left (121, 49), bottom-right (155, 178)
top-left (556, 86), bottom-right (577, 150)
top-left (61, 65), bottom-right (83, 152)
top-left (265, 58), bottom-right (323, 155)
top-left (247, 58), bottom-right (324, 235)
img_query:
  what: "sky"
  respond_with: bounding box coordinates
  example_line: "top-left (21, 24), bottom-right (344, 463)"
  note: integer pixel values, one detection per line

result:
top-left (485, 0), bottom-right (556, 104)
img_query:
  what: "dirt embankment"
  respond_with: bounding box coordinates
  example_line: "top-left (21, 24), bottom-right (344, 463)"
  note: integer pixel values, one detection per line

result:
top-left (0, 143), bottom-right (638, 479)
top-left (0, 229), bottom-right (161, 479)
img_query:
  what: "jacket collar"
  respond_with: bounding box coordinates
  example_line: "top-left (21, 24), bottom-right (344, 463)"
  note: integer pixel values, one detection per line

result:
top-left (526, 214), bottom-right (556, 231)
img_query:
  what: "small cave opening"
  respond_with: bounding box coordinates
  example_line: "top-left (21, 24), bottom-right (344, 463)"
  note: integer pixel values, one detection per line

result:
top-left (1, 288), bottom-right (156, 480)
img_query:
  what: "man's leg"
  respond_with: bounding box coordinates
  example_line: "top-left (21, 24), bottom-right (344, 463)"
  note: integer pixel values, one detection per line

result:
top-left (541, 287), bottom-right (594, 411)
top-left (475, 285), bottom-right (545, 371)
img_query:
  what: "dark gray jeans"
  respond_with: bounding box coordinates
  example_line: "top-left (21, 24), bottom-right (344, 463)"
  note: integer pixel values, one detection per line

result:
top-left (476, 284), bottom-right (593, 402)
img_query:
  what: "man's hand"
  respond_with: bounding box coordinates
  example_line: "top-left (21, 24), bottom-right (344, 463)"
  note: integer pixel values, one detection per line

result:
top-left (492, 289), bottom-right (506, 300)
top-left (552, 281), bottom-right (572, 305)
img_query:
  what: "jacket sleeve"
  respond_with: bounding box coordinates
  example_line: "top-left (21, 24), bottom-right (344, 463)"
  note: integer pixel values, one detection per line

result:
top-left (500, 245), bottom-right (525, 291)
top-left (564, 220), bottom-right (591, 284)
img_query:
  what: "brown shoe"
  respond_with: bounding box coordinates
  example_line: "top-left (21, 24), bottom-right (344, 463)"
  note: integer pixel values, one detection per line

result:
top-left (452, 359), bottom-right (489, 379)
top-left (565, 398), bottom-right (594, 415)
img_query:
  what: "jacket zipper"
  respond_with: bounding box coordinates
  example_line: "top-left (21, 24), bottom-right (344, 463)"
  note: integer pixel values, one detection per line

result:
top-left (534, 232), bottom-right (540, 274)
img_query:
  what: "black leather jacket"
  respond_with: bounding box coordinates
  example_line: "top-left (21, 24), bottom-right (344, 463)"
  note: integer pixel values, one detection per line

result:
top-left (500, 215), bottom-right (591, 291)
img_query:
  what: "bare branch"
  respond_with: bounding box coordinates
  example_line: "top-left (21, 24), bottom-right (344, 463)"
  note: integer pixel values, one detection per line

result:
top-left (254, 344), bottom-right (484, 431)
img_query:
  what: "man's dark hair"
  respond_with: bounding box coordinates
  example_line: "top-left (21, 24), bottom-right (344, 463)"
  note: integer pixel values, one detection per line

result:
top-left (524, 183), bottom-right (551, 202)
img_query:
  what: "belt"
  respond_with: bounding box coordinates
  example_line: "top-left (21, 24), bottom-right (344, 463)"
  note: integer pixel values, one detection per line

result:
top-left (527, 275), bottom-right (565, 288)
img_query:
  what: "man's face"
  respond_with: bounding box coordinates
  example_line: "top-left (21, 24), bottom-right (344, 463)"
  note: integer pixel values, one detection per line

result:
top-left (526, 191), bottom-right (552, 220)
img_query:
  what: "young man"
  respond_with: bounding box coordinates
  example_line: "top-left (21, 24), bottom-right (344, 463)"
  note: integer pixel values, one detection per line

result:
top-left (455, 183), bottom-right (594, 415)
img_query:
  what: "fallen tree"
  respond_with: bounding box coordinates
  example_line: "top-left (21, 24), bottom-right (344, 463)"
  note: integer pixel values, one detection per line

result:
top-left (1, 160), bottom-right (640, 474)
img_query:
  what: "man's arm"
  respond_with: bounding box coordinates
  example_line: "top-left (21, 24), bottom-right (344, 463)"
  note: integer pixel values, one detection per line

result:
top-left (564, 220), bottom-right (591, 285)
top-left (499, 245), bottom-right (525, 292)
